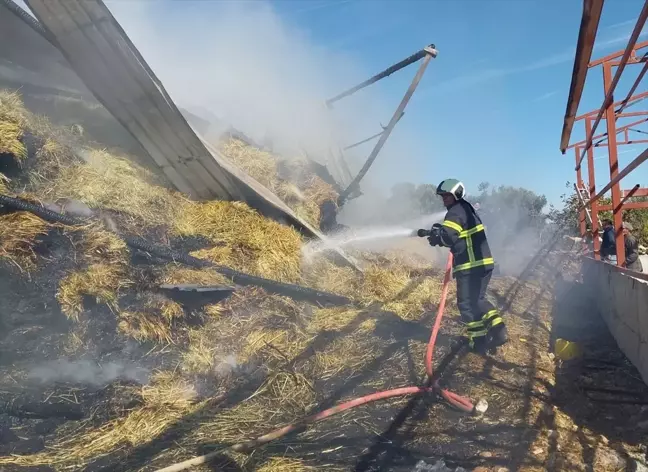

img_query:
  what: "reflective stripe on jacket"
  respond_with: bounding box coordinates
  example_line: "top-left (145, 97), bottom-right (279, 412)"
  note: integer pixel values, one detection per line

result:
top-left (438, 199), bottom-right (494, 275)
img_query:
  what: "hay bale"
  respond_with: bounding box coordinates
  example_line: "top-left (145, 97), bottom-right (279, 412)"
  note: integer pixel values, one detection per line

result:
top-left (221, 138), bottom-right (278, 191)
top-left (175, 200), bottom-right (303, 282)
top-left (44, 148), bottom-right (179, 229)
top-left (220, 137), bottom-right (338, 227)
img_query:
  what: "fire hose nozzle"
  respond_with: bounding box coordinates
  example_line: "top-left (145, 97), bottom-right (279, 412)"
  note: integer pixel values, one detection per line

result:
top-left (415, 229), bottom-right (430, 238)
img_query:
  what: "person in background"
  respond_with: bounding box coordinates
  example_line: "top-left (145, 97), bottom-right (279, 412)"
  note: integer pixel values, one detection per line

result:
top-left (622, 222), bottom-right (643, 272)
top-left (600, 219), bottom-right (616, 262)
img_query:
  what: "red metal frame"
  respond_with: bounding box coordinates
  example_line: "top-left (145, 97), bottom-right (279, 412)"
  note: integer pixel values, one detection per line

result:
top-left (562, 1), bottom-right (648, 268)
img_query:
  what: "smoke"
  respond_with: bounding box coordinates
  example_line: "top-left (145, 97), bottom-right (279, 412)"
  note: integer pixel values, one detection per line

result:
top-left (476, 191), bottom-right (552, 278)
top-left (105, 0), bottom-right (390, 169)
top-left (27, 359), bottom-right (150, 386)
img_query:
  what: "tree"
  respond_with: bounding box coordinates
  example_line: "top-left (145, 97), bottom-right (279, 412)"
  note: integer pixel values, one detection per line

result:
top-left (547, 182), bottom-right (580, 234)
top-left (546, 181), bottom-right (648, 246)
top-left (386, 182), bottom-right (444, 217)
top-left (475, 183), bottom-right (548, 230)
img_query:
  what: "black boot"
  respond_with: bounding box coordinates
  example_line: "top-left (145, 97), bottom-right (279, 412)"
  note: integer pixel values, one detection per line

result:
top-left (469, 335), bottom-right (488, 354)
top-left (487, 323), bottom-right (509, 351)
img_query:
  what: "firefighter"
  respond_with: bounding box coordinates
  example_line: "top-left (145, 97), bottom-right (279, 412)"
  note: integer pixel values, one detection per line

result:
top-left (426, 179), bottom-right (508, 353)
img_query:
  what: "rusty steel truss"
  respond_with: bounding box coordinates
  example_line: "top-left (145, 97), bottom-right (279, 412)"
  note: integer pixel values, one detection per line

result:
top-left (561, 0), bottom-right (648, 268)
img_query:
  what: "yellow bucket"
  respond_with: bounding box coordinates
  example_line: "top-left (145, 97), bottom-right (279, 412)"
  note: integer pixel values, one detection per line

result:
top-left (554, 338), bottom-right (582, 361)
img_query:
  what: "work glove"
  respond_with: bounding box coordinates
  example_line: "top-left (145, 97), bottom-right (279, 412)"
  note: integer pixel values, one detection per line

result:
top-left (427, 226), bottom-right (442, 247)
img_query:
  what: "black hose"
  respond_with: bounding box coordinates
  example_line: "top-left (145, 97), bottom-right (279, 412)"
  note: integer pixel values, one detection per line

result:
top-left (0, 194), bottom-right (352, 306)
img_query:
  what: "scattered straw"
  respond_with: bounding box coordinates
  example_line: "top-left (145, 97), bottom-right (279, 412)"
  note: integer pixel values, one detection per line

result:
top-left (257, 457), bottom-right (316, 472)
top-left (220, 138), bottom-right (338, 227)
top-left (308, 307), bottom-right (375, 333)
top-left (43, 148), bottom-right (179, 229)
top-left (221, 138), bottom-right (278, 191)
top-left (57, 263), bottom-right (131, 320)
top-left (182, 327), bottom-right (221, 375)
top-left (0, 371), bottom-right (200, 469)
top-left (0, 120), bottom-right (27, 161)
top-left (0, 172), bottom-right (8, 193)
top-left (0, 212), bottom-right (49, 271)
top-left (314, 335), bottom-right (377, 380)
top-left (37, 137), bottom-right (68, 163)
top-left (240, 328), bottom-right (311, 364)
top-left (79, 223), bottom-right (129, 265)
top-left (188, 372), bottom-right (316, 446)
top-left (156, 265), bottom-right (232, 286)
top-left (383, 277), bottom-right (443, 321)
top-left (0, 90), bottom-right (29, 124)
top-left (118, 311), bottom-right (173, 344)
top-left (302, 258), bottom-right (358, 296)
top-left (175, 200), bottom-right (302, 282)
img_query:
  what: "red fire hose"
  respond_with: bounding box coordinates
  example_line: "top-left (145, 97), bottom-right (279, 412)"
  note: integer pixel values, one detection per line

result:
top-left (155, 253), bottom-right (474, 472)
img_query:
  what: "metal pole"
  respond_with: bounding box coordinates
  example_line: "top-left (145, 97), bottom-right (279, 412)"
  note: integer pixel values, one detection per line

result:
top-left (575, 91), bottom-right (648, 120)
top-left (343, 131), bottom-right (383, 151)
top-left (603, 63), bottom-right (626, 267)
top-left (569, 116), bottom-right (648, 150)
top-left (616, 184), bottom-right (640, 212)
top-left (559, 0), bottom-right (604, 153)
top-left (343, 112), bottom-right (405, 151)
top-left (579, 148), bottom-right (648, 212)
top-left (585, 117), bottom-right (601, 259)
top-left (615, 54), bottom-right (648, 116)
top-left (575, 0), bottom-right (648, 169)
top-left (574, 147), bottom-right (588, 240)
top-left (326, 45), bottom-right (436, 107)
top-left (338, 47), bottom-right (436, 205)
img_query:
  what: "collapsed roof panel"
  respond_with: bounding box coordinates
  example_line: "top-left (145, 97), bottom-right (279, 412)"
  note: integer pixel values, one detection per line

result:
top-left (21, 0), bottom-right (359, 269)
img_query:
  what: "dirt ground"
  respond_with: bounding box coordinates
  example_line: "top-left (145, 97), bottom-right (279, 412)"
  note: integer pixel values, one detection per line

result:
top-left (1, 88), bottom-right (647, 472)
top-left (1, 230), bottom-right (647, 472)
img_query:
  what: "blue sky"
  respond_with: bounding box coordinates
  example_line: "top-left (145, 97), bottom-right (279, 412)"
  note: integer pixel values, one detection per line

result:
top-left (268, 0), bottom-right (648, 207)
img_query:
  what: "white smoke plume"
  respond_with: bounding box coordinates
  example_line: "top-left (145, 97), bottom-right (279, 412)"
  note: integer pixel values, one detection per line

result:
top-left (27, 359), bottom-right (150, 386)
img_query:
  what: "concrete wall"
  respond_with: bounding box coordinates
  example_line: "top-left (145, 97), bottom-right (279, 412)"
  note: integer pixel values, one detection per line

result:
top-left (583, 258), bottom-right (648, 385)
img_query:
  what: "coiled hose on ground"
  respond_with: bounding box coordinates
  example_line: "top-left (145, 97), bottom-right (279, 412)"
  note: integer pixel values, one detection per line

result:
top-left (0, 194), bottom-right (352, 306)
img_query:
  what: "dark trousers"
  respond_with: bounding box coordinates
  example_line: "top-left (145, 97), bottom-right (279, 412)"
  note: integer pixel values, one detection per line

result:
top-left (455, 268), bottom-right (495, 324)
top-left (626, 258), bottom-right (644, 272)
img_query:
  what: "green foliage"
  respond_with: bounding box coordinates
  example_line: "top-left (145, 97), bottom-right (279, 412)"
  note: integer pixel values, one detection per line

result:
top-left (548, 181), bottom-right (648, 246)
top-left (386, 182), bottom-right (444, 216)
top-left (474, 181), bottom-right (548, 229)
top-left (387, 180), bottom-right (549, 231)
